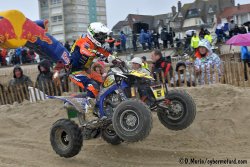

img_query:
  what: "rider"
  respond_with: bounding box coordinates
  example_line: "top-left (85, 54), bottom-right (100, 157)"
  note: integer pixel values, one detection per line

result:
top-left (53, 22), bottom-right (113, 98)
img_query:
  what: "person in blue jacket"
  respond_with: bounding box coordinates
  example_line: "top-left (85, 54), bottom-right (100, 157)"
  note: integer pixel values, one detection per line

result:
top-left (139, 29), bottom-right (147, 51)
top-left (120, 31), bottom-right (127, 52)
top-left (241, 46), bottom-right (250, 81)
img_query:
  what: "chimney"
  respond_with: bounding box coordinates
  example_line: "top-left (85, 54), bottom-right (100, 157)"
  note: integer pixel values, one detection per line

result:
top-left (172, 6), bottom-right (177, 16)
top-left (178, 1), bottom-right (182, 12)
top-left (237, 3), bottom-right (240, 9)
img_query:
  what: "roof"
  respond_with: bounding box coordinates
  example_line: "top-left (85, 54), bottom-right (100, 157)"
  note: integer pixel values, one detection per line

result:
top-left (112, 21), bottom-right (128, 31)
top-left (220, 4), bottom-right (250, 18)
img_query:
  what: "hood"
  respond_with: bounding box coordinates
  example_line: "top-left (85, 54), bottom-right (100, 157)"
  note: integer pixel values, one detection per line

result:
top-left (13, 65), bottom-right (23, 78)
top-left (176, 61), bottom-right (186, 72)
top-left (38, 59), bottom-right (51, 72)
top-left (198, 39), bottom-right (212, 53)
top-left (141, 29), bottom-right (144, 33)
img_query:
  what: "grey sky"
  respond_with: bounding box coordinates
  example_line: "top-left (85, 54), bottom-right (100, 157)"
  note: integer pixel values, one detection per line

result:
top-left (0, 0), bottom-right (248, 28)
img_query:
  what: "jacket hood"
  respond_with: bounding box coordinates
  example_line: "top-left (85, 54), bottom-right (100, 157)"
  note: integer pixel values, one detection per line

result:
top-left (38, 59), bottom-right (51, 72)
top-left (198, 39), bottom-right (212, 52)
top-left (13, 65), bottom-right (23, 78)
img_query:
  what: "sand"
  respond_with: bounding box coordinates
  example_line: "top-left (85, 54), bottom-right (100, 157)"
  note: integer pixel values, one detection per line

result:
top-left (0, 84), bottom-right (250, 167)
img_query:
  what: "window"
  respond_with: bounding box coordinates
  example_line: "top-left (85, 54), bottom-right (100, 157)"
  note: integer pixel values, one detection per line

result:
top-left (96, 7), bottom-right (105, 12)
top-left (40, 0), bottom-right (48, 8)
top-left (51, 25), bottom-right (63, 32)
top-left (51, 7), bottom-right (62, 15)
top-left (51, 15), bottom-right (63, 22)
top-left (51, 0), bottom-right (61, 5)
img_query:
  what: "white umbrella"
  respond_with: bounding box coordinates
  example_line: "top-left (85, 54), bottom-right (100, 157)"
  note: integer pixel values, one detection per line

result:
top-left (185, 30), bottom-right (196, 36)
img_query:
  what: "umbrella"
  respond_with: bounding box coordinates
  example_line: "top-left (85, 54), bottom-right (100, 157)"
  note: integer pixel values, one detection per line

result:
top-left (185, 30), bottom-right (196, 36)
top-left (226, 33), bottom-right (250, 46)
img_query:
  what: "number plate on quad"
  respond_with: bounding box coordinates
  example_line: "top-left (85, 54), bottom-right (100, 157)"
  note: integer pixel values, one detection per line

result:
top-left (150, 84), bottom-right (165, 100)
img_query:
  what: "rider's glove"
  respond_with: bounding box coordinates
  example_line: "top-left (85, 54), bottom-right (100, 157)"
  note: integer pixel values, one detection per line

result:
top-left (107, 55), bottom-right (117, 64)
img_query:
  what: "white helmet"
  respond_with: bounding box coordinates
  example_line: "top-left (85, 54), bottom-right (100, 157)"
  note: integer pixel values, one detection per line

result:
top-left (131, 57), bottom-right (142, 65)
top-left (87, 22), bottom-right (110, 47)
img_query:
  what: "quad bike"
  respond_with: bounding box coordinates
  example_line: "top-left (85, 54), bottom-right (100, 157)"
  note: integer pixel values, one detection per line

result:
top-left (47, 71), bottom-right (152, 158)
top-left (104, 58), bottom-right (196, 132)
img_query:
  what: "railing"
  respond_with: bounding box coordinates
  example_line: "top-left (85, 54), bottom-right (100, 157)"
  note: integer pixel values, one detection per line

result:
top-left (0, 60), bottom-right (249, 105)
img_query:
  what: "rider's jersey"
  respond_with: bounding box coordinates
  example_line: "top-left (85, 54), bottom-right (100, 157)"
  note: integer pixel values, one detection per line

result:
top-left (70, 36), bottom-right (110, 72)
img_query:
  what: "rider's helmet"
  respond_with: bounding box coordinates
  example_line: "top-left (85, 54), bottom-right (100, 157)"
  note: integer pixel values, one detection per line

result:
top-left (87, 22), bottom-right (110, 47)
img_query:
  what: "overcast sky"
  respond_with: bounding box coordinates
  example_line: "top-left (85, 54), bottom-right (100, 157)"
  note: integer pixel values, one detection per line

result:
top-left (0, 0), bottom-right (249, 28)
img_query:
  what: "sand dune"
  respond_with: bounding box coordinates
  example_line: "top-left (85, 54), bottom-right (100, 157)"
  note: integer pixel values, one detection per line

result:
top-left (0, 84), bottom-right (249, 167)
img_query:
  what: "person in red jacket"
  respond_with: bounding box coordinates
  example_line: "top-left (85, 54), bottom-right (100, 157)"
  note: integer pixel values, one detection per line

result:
top-left (151, 49), bottom-right (173, 82)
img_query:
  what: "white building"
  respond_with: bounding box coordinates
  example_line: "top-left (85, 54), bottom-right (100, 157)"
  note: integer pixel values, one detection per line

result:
top-left (38, 0), bottom-right (107, 43)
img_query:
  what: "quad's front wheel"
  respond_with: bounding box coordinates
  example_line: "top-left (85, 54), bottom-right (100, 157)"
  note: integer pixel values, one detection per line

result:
top-left (157, 90), bottom-right (196, 130)
top-left (50, 119), bottom-right (83, 158)
top-left (112, 99), bottom-right (152, 142)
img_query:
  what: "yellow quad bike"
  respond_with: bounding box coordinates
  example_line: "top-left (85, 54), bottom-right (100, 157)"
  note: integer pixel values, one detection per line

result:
top-left (102, 58), bottom-right (196, 139)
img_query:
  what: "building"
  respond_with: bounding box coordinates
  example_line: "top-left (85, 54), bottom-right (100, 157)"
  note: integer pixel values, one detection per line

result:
top-left (174, 0), bottom-right (235, 39)
top-left (38, 0), bottom-right (107, 43)
top-left (220, 3), bottom-right (250, 26)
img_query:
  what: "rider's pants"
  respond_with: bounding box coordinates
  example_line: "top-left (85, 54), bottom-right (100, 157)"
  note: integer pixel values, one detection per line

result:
top-left (69, 71), bottom-right (99, 98)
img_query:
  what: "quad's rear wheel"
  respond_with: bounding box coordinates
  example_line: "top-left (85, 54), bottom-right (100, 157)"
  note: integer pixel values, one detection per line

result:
top-left (50, 119), bottom-right (83, 158)
top-left (157, 90), bottom-right (196, 130)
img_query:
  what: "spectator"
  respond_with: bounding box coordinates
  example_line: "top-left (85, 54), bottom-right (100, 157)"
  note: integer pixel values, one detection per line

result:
top-left (160, 27), bottom-right (168, 49)
top-left (234, 25), bottom-right (240, 35)
top-left (204, 30), bottom-right (212, 44)
top-left (14, 48), bottom-right (21, 65)
top-left (185, 34), bottom-right (192, 50)
top-left (106, 35), bottom-right (115, 52)
top-left (191, 32), bottom-right (200, 51)
top-left (54, 60), bottom-right (68, 92)
top-left (64, 41), bottom-right (71, 52)
top-left (28, 49), bottom-right (36, 63)
top-left (1, 49), bottom-right (7, 66)
top-left (90, 62), bottom-right (106, 86)
top-left (9, 65), bottom-right (33, 87)
top-left (241, 46), bottom-right (250, 81)
top-left (36, 59), bottom-right (53, 89)
top-left (132, 31), bottom-right (137, 52)
top-left (151, 49), bottom-right (173, 82)
top-left (229, 20), bottom-right (236, 37)
top-left (169, 28), bottom-right (175, 47)
top-left (240, 25), bottom-right (247, 34)
top-left (199, 28), bottom-right (206, 39)
top-left (21, 48), bottom-right (28, 64)
top-left (141, 56), bottom-right (149, 70)
top-left (152, 30), bottom-right (160, 49)
top-left (146, 30), bottom-right (152, 50)
top-left (114, 39), bottom-right (122, 53)
top-left (194, 39), bottom-right (221, 85)
top-left (120, 31), bottom-right (127, 52)
top-left (215, 20), bottom-right (225, 43)
top-left (139, 29), bottom-right (147, 51)
top-left (131, 57), bottom-right (150, 75)
top-left (174, 61), bottom-right (195, 87)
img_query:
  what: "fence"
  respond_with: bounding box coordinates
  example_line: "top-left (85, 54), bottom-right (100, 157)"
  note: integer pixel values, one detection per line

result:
top-left (0, 60), bottom-right (249, 105)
